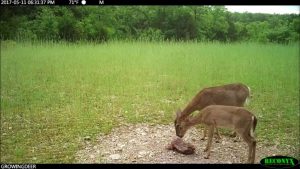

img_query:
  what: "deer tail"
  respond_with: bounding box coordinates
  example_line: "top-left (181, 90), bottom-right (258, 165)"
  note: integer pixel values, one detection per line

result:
top-left (245, 86), bottom-right (251, 105)
top-left (250, 116), bottom-right (257, 138)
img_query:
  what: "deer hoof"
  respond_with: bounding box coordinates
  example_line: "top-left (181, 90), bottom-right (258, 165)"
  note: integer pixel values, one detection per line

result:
top-left (215, 140), bottom-right (220, 143)
top-left (200, 137), bottom-right (205, 141)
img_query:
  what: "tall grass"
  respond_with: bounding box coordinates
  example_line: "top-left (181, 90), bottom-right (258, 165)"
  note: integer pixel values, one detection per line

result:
top-left (1, 41), bottom-right (299, 162)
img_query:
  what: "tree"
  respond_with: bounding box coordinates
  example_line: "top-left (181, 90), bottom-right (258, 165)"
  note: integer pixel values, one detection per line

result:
top-left (0, 6), bottom-right (298, 43)
top-left (34, 7), bottom-right (59, 40)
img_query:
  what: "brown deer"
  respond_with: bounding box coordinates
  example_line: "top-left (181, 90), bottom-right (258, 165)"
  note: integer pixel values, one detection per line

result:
top-left (175, 105), bottom-right (257, 163)
top-left (174, 83), bottom-right (250, 142)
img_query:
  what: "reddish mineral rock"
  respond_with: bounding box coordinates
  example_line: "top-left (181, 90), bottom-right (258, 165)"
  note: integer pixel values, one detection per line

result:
top-left (166, 137), bottom-right (195, 155)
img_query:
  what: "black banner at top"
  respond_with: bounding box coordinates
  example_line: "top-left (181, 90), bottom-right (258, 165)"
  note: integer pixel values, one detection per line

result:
top-left (0, 0), bottom-right (299, 5)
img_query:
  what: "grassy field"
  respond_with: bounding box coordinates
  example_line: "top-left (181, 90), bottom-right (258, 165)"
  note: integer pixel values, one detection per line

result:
top-left (1, 41), bottom-right (299, 163)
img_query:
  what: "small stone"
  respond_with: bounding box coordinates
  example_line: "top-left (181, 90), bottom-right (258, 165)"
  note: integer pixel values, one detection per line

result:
top-left (118, 144), bottom-right (125, 148)
top-left (103, 151), bottom-right (110, 155)
top-left (221, 141), bottom-right (226, 145)
top-left (90, 154), bottom-right (95, 159)
top-left (138, 151), bottom-right (148, 158)
top-left (149, 152), bottom-right (154, 158)
top-left (109, 154), bottom-right (121, 160)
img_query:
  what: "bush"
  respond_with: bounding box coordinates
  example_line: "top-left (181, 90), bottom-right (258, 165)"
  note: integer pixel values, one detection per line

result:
top-left (137, 28), bottom-right (164, 41)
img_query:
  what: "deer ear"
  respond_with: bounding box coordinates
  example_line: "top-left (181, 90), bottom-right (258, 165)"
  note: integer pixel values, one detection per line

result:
top-left (176, 109), bottom-right (182, 118)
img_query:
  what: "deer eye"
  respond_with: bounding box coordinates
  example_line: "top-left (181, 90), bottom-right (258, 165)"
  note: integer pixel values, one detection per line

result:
top-left (176, 125), bottom-right (182, 130)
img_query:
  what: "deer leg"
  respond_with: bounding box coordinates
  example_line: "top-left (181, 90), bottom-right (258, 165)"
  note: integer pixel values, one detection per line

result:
top-left (201, 126), bottom-right (207, 140)
top-left (204, 125), bottom-right (214, 159)
top-left (251, 138), bottom-right (256, 163)
top-left (247, 131), bottom-right (257, 164)
top-left (214, 125), bottom-right (221, 143)
top-left (239, 130), bottom-right (255, 164)
top-left (203, 125), bottom-right (212, 152)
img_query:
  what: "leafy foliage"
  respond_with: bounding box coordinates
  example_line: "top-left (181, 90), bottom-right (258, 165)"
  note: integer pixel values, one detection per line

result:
top-left (0, 6), bottom-right (299, 43)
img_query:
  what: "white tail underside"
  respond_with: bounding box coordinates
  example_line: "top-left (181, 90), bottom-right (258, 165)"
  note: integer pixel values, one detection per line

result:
top-left (250, 116), bottom-right (255, 137)
top-left (245, 86), bottom-right (251, 105)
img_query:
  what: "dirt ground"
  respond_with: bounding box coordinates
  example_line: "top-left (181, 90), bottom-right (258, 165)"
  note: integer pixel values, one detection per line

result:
top-left (76, 123), bottom-right (292, 164)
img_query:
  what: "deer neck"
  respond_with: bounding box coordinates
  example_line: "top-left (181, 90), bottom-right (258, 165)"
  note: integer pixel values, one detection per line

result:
top-left (182, 103), bottom-right (199, 117)
top-left (186, 112), bottom-right (203, 127)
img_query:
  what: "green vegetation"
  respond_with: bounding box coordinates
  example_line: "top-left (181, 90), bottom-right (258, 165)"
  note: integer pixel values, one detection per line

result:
top-left (0, 6), bottom-right (299, 43)
top-left (1, 41), bottom-right (299, 162)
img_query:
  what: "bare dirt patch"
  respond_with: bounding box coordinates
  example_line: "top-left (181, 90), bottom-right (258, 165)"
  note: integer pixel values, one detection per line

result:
top-left (76, 124), bottom-right (291, 163)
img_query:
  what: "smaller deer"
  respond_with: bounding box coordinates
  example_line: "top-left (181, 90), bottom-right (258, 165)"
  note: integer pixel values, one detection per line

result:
top-left (175, 105), bottom-right (257, 163)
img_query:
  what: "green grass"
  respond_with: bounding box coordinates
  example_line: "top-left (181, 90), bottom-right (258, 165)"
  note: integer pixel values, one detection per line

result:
top-left (1, 41), bottom-right (299, 163)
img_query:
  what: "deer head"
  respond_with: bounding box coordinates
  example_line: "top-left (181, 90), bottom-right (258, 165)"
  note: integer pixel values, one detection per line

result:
top-left (174, 109), bottom-right (191, 138)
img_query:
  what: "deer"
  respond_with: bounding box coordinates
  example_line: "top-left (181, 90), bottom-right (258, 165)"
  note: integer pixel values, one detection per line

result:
top-left (175, 105), bottom-right (257, 163)
top-left (174, 83), bottom-right (251, 142)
